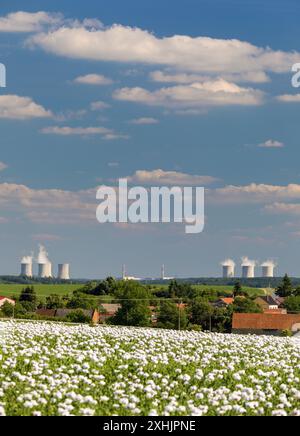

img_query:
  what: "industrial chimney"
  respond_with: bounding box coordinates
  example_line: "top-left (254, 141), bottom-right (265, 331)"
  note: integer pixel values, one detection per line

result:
top-left (58, 264), bottom-right (70, 280)
top-left (261, 261), bottom-right (275, 278)
top-left (221, 259), bottom-right (235, 278)
top-left (21, 255), bottom-right (33, 277)
top-left (241, 257), bottom-right (256, 278)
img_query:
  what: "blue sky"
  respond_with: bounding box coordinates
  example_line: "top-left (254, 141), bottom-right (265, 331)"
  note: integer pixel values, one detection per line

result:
top-left (1, 0), bottom-right (300, 278)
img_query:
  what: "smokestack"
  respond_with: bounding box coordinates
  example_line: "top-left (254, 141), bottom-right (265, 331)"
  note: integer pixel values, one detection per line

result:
top-left (37, 245), bottom-right (52, 278)
top-left (20, 255), bottom-right (33, 277)
top-left (221, 259), bottom-right (235, 278)
top-left (58, 264), bottom-right (70, 280)
top-left (261, 261), bottom-right (275, 278)
top-left (241, 257), bottom-right (256, 278)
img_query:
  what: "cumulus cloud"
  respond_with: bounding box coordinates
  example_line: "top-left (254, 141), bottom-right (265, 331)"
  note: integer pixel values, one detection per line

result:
top-left (258, 139), bottom-right (284, 148)
top-left (73, 74), bottom-right (114, 85)
top-left (0, 11), bottom-right (62, 33)
top-left (0, 95), bottom-right (52, 119)
top-left (129, 117), bottom-right (159, 125)
top-left (114, 80), bottom-right (264, 109)
top-left (276, 94), bottom-right (300, 103)
top-left (90, 101), bottom-right (111, 111)
top-left (264, 202), bottom-right (300, 215)
top-left (212, 183), bottom-right (300, 204)
top-left (126, 169), bottom-right (218, 186)
top-left (150, 70), bottom-right (270, 84)
top-left (27, 23), bottom-right (300, 77)
top-left (40, 126), bottom-right (112, 136)
top-left (0, 182), bottom-right (97, 225)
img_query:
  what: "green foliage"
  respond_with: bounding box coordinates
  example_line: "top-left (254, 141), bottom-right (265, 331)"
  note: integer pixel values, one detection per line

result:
top-left (276, 274), bottom-right (293, 298)
top-left (0, 302), bottom-right (14, 317)
top-left (233, 282), bottom-right (245, 298)
top-left (66, 292), bottom-right (98, 310)
top-left (66, 310), bottom-right (91, 324)
top-left (283, 296), bottom-right (300, 313)
top-left (233, 297), bottom-right (263, 313)
top-left (156, 301), bottom-right (188, 330)
top-left (45, 294), bottom-right (65, 310)
top-left (110, 281), bottom-right (151, 327)
top-left (19, 286), bottom-right (37, 305)
top-left (189, 299), bottom-right (214, 330)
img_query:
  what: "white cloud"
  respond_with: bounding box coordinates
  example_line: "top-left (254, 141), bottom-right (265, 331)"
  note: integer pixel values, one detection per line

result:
top-left (0, 95), bottom-right (52, 119)
top-left (126, 169), bottom-right (218, 186)
top-left (40, 126), bottom-right (111, 136)
top-left (212, 183), bottom-right (300, 204)
top-left (90, 101), bottom-right (110, 111)
top-left (40, 125), bottom-right (129, 140)
top-left (150, 70), bottom-right (269, 84)
top-left (264, 202), bottom-right (300, 215)
top-left (0, 162), bottom-right (8, 171)
top-left (114, 80), bottom-right (264, 109)
top-left (129, 117), bottom-right (159, 125)
top-left (103, 133), bottom-right (129, 141)
top-left (276, 94), bottom-right (300, 103)
top-left (27, 22), bottom-right (299, 76)
top-left (258, 139), bottom-right (284, 148)
top-left (0, 182), bottom-right (97, 224)
top-left (73, 74), bottom-right (113, 85)
top-left (0, 11), bottom-right (62, 33)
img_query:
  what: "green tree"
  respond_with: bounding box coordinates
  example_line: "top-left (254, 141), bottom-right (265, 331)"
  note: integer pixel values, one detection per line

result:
top-left (283, 296), bottom-right (300, 313)
top-left (66, 310), bottom-right (90, 324)
top-left (233, 281), bottom-right (244, 298)
top-left (0, 302), bottom-right (14, 318)
top-left (46, 294), bottom-right (64, 310)
top-left (189, 299), bottom-right (214, 330)
top-left (19, 286), bottom-right (37, 305)
top-left (157, 301), bottom-right (188, 330)
top-left (276, 274), bottom-right (293, 298)
top-left (111, 281), bottom-right (151, 327)
top-left (66, 292), bottom-right (98, 310)
top-left (233, 297), bottom-right (262, 313)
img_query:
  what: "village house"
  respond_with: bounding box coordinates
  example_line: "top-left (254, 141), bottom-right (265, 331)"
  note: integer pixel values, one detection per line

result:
top-left (232, 313), bottom-right (300, 336)
top-left (36, 308), bottom-right (100, 324)
top-left (0, 296), bottom-right (15, 308)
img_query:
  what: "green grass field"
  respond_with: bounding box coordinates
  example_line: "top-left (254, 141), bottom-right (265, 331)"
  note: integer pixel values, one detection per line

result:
top-left (0, 283), bottom-right (265, 300)
top-left (0, 284), bottom-right (81, 299)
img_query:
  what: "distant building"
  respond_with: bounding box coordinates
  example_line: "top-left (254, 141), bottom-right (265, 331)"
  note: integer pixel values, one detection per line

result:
top-left (0, 297), bottom-right (15, 308)
top-left (214, 297), bottom-right (234, 308)
top-left (254, 296), bottom-right (279, 311)
top-left (232, 313), bottom-right (300, 336)
top-left (36, 308), bottom-right (100, 324)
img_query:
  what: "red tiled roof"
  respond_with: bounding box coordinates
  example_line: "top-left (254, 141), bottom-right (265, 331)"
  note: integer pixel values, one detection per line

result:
top-left (220, 298), bottom-right (234, 305)
top-left (232, 313), bottom-right (300, 330)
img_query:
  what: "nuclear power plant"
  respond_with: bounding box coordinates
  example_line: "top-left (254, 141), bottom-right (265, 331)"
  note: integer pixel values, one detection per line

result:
top-left (20, 245), bottom-right (71, 280)
top-left (220, 257), bottom-right (277, 278)
top-left (221, 259), bottom-right (235, 278)
top-left (21, 256), bottom-right (33, 278)
top-left (58, 264), bottom-right (70, 280)
top-left (261, 261), bottom-right (276, 278)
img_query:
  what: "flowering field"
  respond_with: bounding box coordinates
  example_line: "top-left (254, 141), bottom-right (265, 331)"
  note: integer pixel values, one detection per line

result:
top-left (0, 321), bottom-right (299, 416)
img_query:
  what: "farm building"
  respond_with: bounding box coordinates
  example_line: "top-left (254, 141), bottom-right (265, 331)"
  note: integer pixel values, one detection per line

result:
top-left (232, 313), bottom-right (300, 336)
top-left (36, 308), bottom-right (100, 324)
top-left (0, 296), bottom-right (15, 308)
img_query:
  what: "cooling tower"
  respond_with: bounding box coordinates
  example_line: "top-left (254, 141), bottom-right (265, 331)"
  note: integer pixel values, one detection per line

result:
top-left (58, 264), bottom-right (70, 280)
top-left (222, 265), bottom-right (235, 278)
top-left (21, 262), bottom-right (33, 278)
top-left (262, 265), bottom-right (274, 278)
top-left (242, 265), bottom-right (255, 278)
top-left (38, 263), bottom-right (52, 278)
